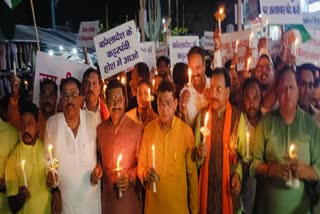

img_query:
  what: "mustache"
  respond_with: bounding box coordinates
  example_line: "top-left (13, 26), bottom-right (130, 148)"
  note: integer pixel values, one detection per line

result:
top-left (192, 74), bottom-right (201, 79)
top-left (248, 107), bottom-right (258, 112)
top-left (112, 108), bottom-right (121, 111)
top-left (22, 132), bottom-right (32, 139)
top-left (66, 103), bottom-right (75, 108)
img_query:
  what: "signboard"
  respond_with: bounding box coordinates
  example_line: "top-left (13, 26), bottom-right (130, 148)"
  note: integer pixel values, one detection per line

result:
top-left (169, 36), bottom-right (199, 66)
top-left (76, 21), bottom-right (99, 48)
top-left (140, 41), bottom-right (156, 71)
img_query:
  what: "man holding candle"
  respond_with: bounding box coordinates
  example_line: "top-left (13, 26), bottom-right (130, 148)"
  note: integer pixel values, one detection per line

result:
top-left (44, 77), bottom-right (101, 214)
top-left (92, 79), bottom-right (144, 214)
top-left (179, 46), bottom-right (211, 128)
top-left (5, 102), bottom-right (51, 213)
top-left (0, 106), bottom-right (19, 214)
top-left (194, 68), bottom-right (246, 214)
top-left (251, 65), bottom-right (320, 214)
top-left (138, 80), bottom-right (198, 214)
top-left (82, 68), bottom-right (109, 125)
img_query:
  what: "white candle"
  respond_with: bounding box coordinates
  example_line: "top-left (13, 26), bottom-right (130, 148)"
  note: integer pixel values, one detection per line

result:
top-left (249, 32), bottom-right (254, 48)
top-left (13, 62), bottom-right (17, 76)
top-left (116, 153), bottom-right (122, 198)
top-left (152, 79), bottom-right (155, 89)
top-left (294, 38), bottom-right (299, 56)
top-left (203, 112), bottom-right (209, 144)
top-left (246, 131), bottom-right (250, 159)
top-left (48, 144), bottom-right (53, 164)
top-left (235, 40), bottom-right (239, 54)
top-left (151, 145), bottom-right (156, 193)
top-left (265, 20), bottom-right (268, 37)
top-left (148, 88), bottom-right (151, 97)
top-left (218, 7), bottom-right (223, 31)
top-left (247, 57), bottom-right (251, 71)
top-left (21, 160), bottom-right (28, 187)
top-left (103, 83), bottom-right (107, 99)
top-left (188, 68), bottom-right (192, 86)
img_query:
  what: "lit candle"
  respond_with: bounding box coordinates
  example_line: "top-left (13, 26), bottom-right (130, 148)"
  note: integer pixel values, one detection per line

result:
top-left (155, 70), bottom-right (158, 76)
top-left (289, 144), bottom-right (297, 159)
top-left (103, 83), bottom-right (107, 99)
top-left (265, 20), bottom-right (268, 37)
top-left (294, 38), bottom-right (299, 56)
top-left (151, 145), bottom-right (156, 193)
top-left (148, 88), bottom-right (151, 97)
top-left (24, 80), bottom-right (28, 91)
top-left (116, 153), bottom-right (123, 198)
top-left (249, 32), bottom-right (254, 48)
top-left (218, 7), bottom-right (224, 31)
top-left (203, 112), bottom-right (209, 144)
top-left (121, 77), bottom-right (126, 85)
top-left (188, 68), bottom-right (192, 86)
top-left (246, 131), bottom-right (250, 159)
top-left (235, 40), bottom-right (239, 54)
top-left (152, 79), bottom-right (155, 89)
top-left (48, 144), bottom-right (53, 164)
top-left (13, 62), bottom-right (17, 76)
top-left (21, 160), bottom-right (28, 187)
top-left (247, 57), bottom-right (251, 72)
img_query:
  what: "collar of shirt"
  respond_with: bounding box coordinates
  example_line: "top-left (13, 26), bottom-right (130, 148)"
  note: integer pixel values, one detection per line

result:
top-left (158, 116), bottom-right (177, 134)
top-left (83, 99), bottom-right (101, 113)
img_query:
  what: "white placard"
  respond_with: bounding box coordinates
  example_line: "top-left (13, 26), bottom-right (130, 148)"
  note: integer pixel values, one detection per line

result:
top-left (260, 0), bottom-right (303, 25)
top-left (169, 36), bottom-right (199, 66)
top-left (76, 21), bottom-right (99, 48)
top-left (140, 41), bottom-right (156, 71)
top-left (156, 45), bottom-right (169, 58)
top-left (203, 31), bottom-right (214, 51)
top-left (296, 37), bottom-right (320, 66)
top-left (94, 20), bottom-right (142, 79)
top-left (33, 51), bottom-right (92, 106)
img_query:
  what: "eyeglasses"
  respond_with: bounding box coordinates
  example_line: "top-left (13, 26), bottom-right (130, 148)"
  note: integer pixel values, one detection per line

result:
top-left (62, 92), bottom-right (79, 101)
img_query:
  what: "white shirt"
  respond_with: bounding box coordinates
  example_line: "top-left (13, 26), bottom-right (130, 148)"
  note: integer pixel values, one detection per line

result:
top-left (44, 110), bottom-right (101, 214)
top-left (83, 101), bottom-right (102, 126)
top-left (180, 76), bottom-right (210, 127)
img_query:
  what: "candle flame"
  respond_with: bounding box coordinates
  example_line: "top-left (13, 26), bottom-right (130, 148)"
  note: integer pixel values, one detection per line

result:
top-left (219, 7), bottom-right (224, 14)
top-left (188, 68), bottom-right (192, 83)
top-left (103, 83), bottom-right (107, 92)
top-left (24, 80), bottom-right (28, 85)
top-left (148, 88), bottom-right (151, 96)
top-left (295, 38), bottom-right (299, 46)
top-left (289, 144), bottom-right (296, 158)
top-left (236, 40), bottom-right (239, 46)
top-left (121, 77), bottom-right (126, 84)
top-left (246, 131), bottom-right (250, 142)
top-left (152, 144), bottom-right (155, 152)
top-left (48, 144), bottom-right (53, 152)
top-left (152, 79), bottom-right (155, 87)
top-left (117, 76), bottom-right (120, 80)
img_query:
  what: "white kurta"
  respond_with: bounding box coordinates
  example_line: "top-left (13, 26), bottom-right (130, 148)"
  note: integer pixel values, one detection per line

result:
top-left (44, 110), bottom-right (101, 214)
top-left (180, 76), bottom-right (210, 127)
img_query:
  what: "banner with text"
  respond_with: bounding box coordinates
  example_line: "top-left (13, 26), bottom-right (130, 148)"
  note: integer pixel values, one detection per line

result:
top-left (94, 20), bottom-right (142, 79)
top-left (203, 31), bottom-right (214, 51)
top-left (156, 45), bottom-right (169, 58)
top-left (76, 21), bottom-right (99, 48)
top-left (33, 51), bottom-right (92, 106)
top-left (140, 41), bottom-right (156, 71)
top-left (169, 36), bottom-right (199, 66)
top-left (260, 0), bottom-right (303, 25)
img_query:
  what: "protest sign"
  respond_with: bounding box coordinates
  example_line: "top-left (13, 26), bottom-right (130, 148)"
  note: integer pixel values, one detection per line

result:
top-left (203, 31), bottom-right (214, 51)
top-left (156, 45), bottom-right (169, 58)
top-left (94, 20), bottom-right (142, 79)
top-left (169, 36), bottom-right (199, 66)
top-left (76, 21), bottom-right (99, 48)
top-left (33, 51), bottom-right (92, 106)
top-left (303, 12), bottom-right (320, 37)
top-left (140, 41), bottom-right (156, 71)
top-left (260, 0), bottom-right (303, 25)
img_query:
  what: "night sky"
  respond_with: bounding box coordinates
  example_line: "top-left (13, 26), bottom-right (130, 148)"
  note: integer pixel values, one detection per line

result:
top-left (13, 0), bottom-right (247, 36)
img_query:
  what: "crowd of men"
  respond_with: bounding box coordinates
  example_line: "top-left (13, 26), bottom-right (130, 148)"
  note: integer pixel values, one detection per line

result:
top-left (1, 29), bottom-right (320, 214)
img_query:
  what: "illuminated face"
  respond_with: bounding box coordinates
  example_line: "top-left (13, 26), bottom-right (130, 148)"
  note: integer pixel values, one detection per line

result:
top-left (137, 83), bottom-right (150, 109)
top-left (210, 74), bottom-right (230, 111)
top-left (61, 81), bottom-right (82, 118)
top-left (298, 69), bottom-right (314, 107)
top-left (82, 72), bottom-right (101, 102)
top-left (20, 113), bottom-right (38, 146)
top-left (107, 88), bottom-right (126, 122)
top-left (243, 83), bottom-right (261, 119)
top-left (157, 61), bottom-right (170, 79)
top-left (188, 54), bottom-right (205, 89)
top-left (40, 84), bottom-right (57, 115)
top-left (157, 91), bottom-right (177, 125)
top-left (277, 70), bottom-right (298, 111)
top-left (255, 57), bottom-right (274, 86)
